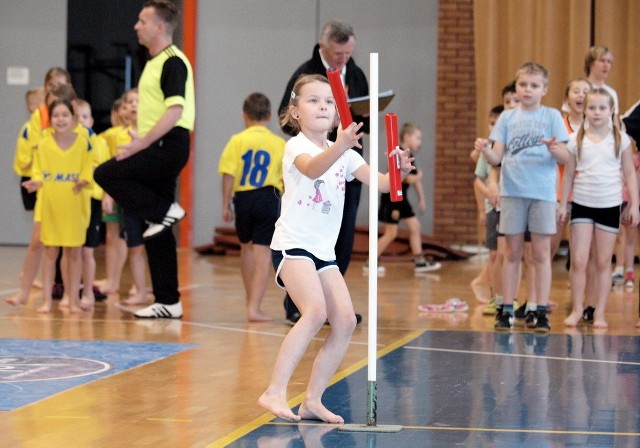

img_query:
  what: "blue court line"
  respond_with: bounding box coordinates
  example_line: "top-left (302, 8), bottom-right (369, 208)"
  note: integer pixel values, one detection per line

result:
top-left (0, 338), bottom-right (197, 411)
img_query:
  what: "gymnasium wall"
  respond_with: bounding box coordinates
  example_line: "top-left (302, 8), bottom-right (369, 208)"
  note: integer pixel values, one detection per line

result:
top-left (0, 0), bottom-right (67, 245)
top-left (0, 1), bottom-right (439, 246)
top-left (192, 0), bottom-right (439, 247)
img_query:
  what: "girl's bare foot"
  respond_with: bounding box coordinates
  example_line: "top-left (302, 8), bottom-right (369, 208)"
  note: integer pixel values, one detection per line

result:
top-left (248, 310), bottom-right (273, 322)
top-left (37, 303), bottom-right (52, 313)
top-left (298, 401), bottom-right (344, 424)
top-left (564, 311), bottom-right (583, 327)
top-left (95, 279), bottom-right (118, 295)
top-left (59, 297), bottom-right (69, 307)
top-left (5, 294), bottom-right (28, 306)
top-left (122, 295), bottom-right (150, 306)
top-left (593, 312), bottom-right (608, 329)
top-left (470, 278), bottom-right (490, 303)
top-left (69, 304), bottom-right (84, 314)
top-left (593, 319), bottom-right (608, 329)
top-left (32, 279), bottom-right (43, 289)
top-left (636, 319), bottom-right (640, 329)
top-left (80, 297), bottom-right (95, 311)
top-left (258, 391), bottom-right (301, 422)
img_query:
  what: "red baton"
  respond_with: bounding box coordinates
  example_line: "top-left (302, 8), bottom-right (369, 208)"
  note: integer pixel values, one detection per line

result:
top-left (327, 67), bottom-right (353, 129)
top-left (385, 113), bottom-right (403, 202)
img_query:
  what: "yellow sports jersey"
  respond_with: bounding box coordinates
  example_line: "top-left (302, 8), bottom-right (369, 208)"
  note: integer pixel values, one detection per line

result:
top-left (31, 134), bottom-right (93, 247)
top-left (100, 125), bottom-right (128, 158)
top-left (218, 125), bottom-right (285, 193)
top-left (138, 44), bottom-right (195, 136)
top-left (72, 123), bottom-right (111, 200)
top-left (13, 121), bottom-right (34, 177)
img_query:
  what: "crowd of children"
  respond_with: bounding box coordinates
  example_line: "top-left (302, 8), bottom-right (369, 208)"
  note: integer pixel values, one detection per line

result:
top-left (471, 45), bottom-right (640, 332)
top-left (6, 67), bottom-right (149, 314)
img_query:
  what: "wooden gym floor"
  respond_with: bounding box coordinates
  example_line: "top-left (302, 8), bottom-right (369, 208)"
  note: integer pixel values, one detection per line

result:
top-left (1, 245), bottom-right (640, 447)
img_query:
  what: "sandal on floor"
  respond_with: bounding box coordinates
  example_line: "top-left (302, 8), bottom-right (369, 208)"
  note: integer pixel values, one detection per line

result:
top-left (445, 297), bottom-right (469, 312)
top-left (418, 303), bottom-right (455, 313)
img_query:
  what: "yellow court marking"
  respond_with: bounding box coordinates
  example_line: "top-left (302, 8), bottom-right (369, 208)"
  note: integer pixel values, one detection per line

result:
top-left (207, 329), bottom-right (426, 447)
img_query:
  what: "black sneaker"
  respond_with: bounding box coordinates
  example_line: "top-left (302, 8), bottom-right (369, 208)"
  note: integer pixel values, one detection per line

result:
top-left (514, 302), bottom-right (528, 319)
top-left (534, 312), bottom-right (550, 333)
top-left (495, 305), bottom-right (503, 321)
top-left (494, 312), bottom-right (513, 331)
top-left (582, 306), bottom-right (595, 323)
top-left (284, 312), bottom-right (301, 327)
top-left (93, 286), bottom-right (108, 302)
top-left (524, 310), bottom-right (537, 328)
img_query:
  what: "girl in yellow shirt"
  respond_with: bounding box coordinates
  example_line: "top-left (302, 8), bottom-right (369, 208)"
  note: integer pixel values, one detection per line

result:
top-left (23, 99), bottom-right (92, 313)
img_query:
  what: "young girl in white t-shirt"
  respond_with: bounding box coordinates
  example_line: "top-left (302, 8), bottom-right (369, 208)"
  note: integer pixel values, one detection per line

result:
top-left (259, 74), bottom-right (413, 424)
top-left (558, 88), bottom-right (639, 329)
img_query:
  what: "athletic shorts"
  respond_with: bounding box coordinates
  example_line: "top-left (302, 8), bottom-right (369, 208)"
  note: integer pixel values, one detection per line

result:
top-left (122, 212), bottom-right (145, 248)
top-left (271, 248), bottom-right (338, 289)
top-left (84, 198), bottom-right (104, 248)
top-left (570, 202), bottom-right (621, 233)
top-left (234, 186), bottom-right (280, 245)
top-left (499, 197), bottom-right (557, 235)
top-left (378, 193), bottom-right (414, 223)
top-left (20, 176), bottom-right (37, 211)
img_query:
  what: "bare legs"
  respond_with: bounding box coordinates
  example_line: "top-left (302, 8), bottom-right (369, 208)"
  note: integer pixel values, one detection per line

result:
top-left (39, 246), bottom-right (83, 313)
top-left (565, 224), bottom-right (616, 328)
top-left (122, 245), bottom-right (150, 305)
top-left (80, 247), bottom-right (96, 309)
top-left (258, 260), bottom-right (356, 423)
top-left (5, 222), bottom-right (43, 306)
top-left (96, 222), bottom-right (127, 294)
top-left (239, 242), bottom-right (272, 322)
top-left (376, 223), bottom-right (398, 259)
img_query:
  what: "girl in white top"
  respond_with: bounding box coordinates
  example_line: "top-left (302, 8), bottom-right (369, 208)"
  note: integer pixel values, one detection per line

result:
top-left (259, 74), bottom-right (413, 423)
top-left (559, 88), bottom-right (639, 329)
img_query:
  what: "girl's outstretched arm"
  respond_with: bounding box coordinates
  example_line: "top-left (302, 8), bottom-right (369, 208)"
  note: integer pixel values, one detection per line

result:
top-left (295, 122), bottom-right (364, 179)
top-left (353, 146), bottom-right (415, 192)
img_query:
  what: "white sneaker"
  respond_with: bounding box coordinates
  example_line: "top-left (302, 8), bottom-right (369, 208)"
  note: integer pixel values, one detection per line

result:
top-left (362, 262), bottom-right (385, 275)
top-left (143, 203), bottom-right (186, 240)
top-left (134, 302), bottom-right (183, 319)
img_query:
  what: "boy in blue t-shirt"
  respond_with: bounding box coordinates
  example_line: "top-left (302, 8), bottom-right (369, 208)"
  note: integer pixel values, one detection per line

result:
top-left (477, 62), bottom-right (569, 333)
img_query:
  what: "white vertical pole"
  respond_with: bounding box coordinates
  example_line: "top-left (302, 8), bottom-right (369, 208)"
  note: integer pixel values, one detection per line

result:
top-left (367, 52), bottom-right (379, 425)
top-left (340, 52), bottom-right (402, 433)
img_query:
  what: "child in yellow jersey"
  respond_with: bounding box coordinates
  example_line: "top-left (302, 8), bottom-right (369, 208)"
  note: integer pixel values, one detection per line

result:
top-left (75, 99), bottom-right (111, 308)
top-left (218, 92), bottom-right (285, 321)
top-left (95, 97), bottom-right (129, 295)
top-left (117, 88), bottom-right (152, 306)
top-left (6, 83), bottom-right (78, 308)
top-left (22, 99), bottom-right (93, 314)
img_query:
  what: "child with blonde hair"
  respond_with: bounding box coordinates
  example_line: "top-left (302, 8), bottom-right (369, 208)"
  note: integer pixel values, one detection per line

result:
top-left (560, 88), bottom-right (639, 329)
top-left (259, 74), bottom-right (413, 423)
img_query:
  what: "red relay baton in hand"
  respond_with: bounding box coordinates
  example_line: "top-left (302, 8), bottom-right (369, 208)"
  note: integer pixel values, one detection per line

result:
top-left (327, 67), bottom-right (353, 128)
top-left (385, 113), bottom-right (403, 202)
